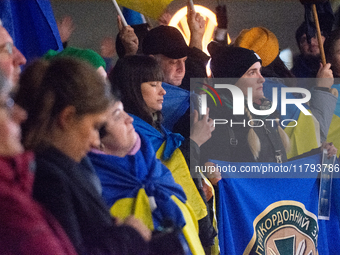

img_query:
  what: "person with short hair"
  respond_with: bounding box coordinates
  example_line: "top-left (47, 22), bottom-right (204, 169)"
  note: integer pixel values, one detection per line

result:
top-left (141, 3), bottom-right (208, 90)
top-left (291, 22), bottom-right (326, 78)
top-left (0, 19), bottom-right (26, 88)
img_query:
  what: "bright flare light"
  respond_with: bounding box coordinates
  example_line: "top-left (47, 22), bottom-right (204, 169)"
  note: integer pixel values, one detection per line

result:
top-left (169, 5), bottom-right (218, 56)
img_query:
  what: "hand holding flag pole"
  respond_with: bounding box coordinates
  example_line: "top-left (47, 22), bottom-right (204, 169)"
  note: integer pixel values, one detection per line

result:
top-left (112, 0), bottom-right (128, 26)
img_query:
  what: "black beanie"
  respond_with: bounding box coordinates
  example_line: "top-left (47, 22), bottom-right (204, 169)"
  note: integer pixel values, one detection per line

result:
top-left (208, 42), bottom-right (262, 78)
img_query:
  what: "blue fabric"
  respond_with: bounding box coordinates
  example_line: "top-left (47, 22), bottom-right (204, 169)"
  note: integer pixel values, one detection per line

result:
top-left (213, 153), bottom-right (340, 255)
top-left (122, 7), bottom-right (145, 25)
top-left (88, 134), bottom-right (187, 229)
top-left (162, 82), bottom-right (190, 131)
top-left (0, 0), bottom-right (63, 63)
top-left (131, 114), bottom-right (184, 160)
top-left (332, 84), bottom-right (340, 117)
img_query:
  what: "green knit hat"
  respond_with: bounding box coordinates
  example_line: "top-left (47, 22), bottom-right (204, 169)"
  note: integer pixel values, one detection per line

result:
top-left (44, 47), bottom-right (106, 70)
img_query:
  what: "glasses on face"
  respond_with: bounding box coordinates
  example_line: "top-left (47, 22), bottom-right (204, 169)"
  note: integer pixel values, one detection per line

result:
top-left (0, 42), bottom-right (13, 56)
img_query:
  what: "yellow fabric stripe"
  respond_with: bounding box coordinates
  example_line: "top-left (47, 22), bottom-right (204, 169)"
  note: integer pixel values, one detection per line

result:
top-left (109, 189), bottom-right (205, 254)
top-left (171, 196), bottom-right (205, 255)
top-left (284, 111), bottom-right (319, 159)
top-left (110, 188), bottom-right (154, 230)
top-left (156, 142), bottom-right (207, 220)
top-left (327, 114), bottom-right (340, 157)
top-left (116, 0), bottom-right (174, 20)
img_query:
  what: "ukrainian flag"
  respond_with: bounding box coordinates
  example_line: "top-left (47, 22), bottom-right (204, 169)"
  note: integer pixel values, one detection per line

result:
top-left (263, 79), bottom-right (319, 159)
top-left (131, 115), bottom-right (208, 223)
top-left (89, 134), bottom-right (204, 255)
top-left (116, 0), bottom-right (174, 20)
top-left (211, 153), bottom-right (340, 255)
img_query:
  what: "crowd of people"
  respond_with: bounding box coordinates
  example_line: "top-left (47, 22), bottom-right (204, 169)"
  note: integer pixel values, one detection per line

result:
top-left (1, 1), bottom-right (340, 254)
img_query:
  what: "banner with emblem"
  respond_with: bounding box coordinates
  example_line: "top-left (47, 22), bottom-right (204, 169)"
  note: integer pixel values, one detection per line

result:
top-left (213, 153), bottom-right (340, 255)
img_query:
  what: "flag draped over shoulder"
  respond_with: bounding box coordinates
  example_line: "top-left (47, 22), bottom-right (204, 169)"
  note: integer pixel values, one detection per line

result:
top-left (0, 0), bottom-right (63, 62)
top-left (131, 114), bottom-right (207, 222)
top-left (88, 134), bottom-right (205, 255)
top-left (263, 79), bottom-right (319, 159)
top-left (212, 153), bottom-right (340, 255)
top-left (88, 134), bottom-right (187, 230)
top-left (116, 0), bottom-right (173, 20)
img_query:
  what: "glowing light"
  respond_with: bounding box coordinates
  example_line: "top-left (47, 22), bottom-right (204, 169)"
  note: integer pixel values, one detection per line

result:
top-left (169, 5), bottom-right (219, 55)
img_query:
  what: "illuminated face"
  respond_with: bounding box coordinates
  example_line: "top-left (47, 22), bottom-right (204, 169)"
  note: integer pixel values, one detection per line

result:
top-left (0, 26), bottom-right (26, 87)
top-left (236, 62), bottom-right (265, 105)
top-left (157, 54), bottom-right (187, 86)
top-left (299, 33), bottom-right (325, 56)
top-left (101, 102), bottom-right (137, 157)
top-left (141, 81), bottom-right (166, 113)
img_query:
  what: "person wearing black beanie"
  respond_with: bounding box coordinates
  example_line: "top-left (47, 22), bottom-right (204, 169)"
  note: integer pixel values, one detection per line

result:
top-left (209, 42), bottom-right (262, 79)
top-left (201, 42), bottom-right (290, 164)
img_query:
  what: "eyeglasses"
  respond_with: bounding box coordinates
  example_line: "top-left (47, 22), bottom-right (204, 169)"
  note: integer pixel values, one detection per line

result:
top-left (0, 42), bottom-right (13, 55)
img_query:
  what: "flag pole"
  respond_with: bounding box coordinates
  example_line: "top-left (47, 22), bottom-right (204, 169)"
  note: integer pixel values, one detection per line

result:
top-left (112, 0), bottom-right (128, 26)
top-left (312, 4), bottom-right (326, 65)
top-left (189, 0), bottom-right (195, 12)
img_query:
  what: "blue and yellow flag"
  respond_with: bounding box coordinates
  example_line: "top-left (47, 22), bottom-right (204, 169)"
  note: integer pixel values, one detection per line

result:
top-left (89, 134), bottom-right (205, 255)
top-left (263, 79), bottom-right (319, 159)
top-left (211, 153), bottom-right (340, 255)
top-left (132, 114), bottom-right (207, 222)
top-left (116, 0), bottom-right (173, 20)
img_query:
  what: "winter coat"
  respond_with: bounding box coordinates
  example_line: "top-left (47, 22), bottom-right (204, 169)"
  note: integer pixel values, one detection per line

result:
top-left (33, 146), bottom-right (148, 255)
top-left (291, 54), bottom-right (320, 78)
top-left (0, 152), bottom-right (77, 255)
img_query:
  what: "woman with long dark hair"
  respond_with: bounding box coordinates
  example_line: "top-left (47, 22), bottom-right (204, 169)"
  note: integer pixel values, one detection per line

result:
top-left (109, 55), bottom-right (216, 253)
